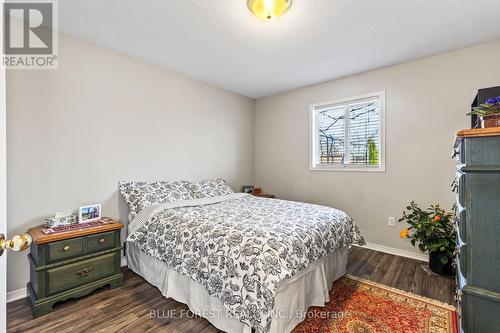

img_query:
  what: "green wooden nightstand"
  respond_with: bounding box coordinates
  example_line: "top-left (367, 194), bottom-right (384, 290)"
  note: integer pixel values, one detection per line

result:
top-left (27, 219), bottom-right (124, 317)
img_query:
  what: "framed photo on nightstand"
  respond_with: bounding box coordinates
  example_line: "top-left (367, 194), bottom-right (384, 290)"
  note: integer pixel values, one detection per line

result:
top-left (79, 204), bottom-right (101, 223)
top-left (241, 185), bottom-right (254, 194)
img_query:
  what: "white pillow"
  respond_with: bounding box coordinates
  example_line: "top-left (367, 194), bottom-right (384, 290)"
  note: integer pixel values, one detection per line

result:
top-left (190, 178), bottom-right (234, 199)
top-left (119, 180), bottom-right (193, 220)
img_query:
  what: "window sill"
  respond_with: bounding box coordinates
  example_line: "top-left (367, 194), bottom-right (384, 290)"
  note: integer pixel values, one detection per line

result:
top-left (309, 166), bottom-right (386, 173)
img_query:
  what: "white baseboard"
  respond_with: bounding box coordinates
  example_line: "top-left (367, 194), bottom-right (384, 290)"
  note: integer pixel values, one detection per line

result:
top-left (7, 257), bottom-right (129, 303)
top-left (355, 241), bottom-right (428, 262)
top-left (7, 288), bottom-right (26, 303)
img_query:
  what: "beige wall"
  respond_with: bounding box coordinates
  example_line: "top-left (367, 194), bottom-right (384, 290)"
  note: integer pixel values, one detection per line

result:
top-left (255, 39), bottom-right (500, 255)
top-left (6, 33), bottom-right (254, 293)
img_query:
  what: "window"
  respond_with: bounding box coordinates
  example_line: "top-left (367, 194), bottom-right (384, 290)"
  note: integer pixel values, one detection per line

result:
top-left (310, 91), bottom-right (385, 171)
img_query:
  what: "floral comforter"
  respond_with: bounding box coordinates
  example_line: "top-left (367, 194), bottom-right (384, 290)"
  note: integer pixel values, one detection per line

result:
top-left (127, 193), bottom-right (364, 332)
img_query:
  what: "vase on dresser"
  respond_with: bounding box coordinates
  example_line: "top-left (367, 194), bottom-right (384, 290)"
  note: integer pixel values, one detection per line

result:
top-left (480, 113), bottom-right (500, 128)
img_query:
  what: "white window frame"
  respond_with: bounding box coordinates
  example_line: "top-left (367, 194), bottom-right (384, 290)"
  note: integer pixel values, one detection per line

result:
top-left (309, 91), bottom-right (386, 172)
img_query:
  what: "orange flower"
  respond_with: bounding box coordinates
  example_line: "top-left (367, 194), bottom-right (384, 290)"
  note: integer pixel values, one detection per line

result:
top-left (434, 215), bottom-right (441, 222)
top-left (400, 228), bottom-right (409, 238)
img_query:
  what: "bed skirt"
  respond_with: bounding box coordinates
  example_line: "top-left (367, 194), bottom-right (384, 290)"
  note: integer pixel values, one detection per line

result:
top-left (126, 242), bottom-right (348, 333)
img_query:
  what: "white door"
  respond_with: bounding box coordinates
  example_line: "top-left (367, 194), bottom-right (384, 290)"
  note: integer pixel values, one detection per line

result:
top-left (0, 3), bottom-right (7, 329)
top-left (0, 68), bottom-right (5, 333)
top-left (0, 4), bottom-right (34, 331)
top-left (0, 0), bottom-right (7, 328)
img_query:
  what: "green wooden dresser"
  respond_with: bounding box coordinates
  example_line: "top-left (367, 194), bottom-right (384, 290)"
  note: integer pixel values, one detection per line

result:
top-left (27, 220), bottom-right (124, 317)
top-left (453, 128), bottom-right (500, 333)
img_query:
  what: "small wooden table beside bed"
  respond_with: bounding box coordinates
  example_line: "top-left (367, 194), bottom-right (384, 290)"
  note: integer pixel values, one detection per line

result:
top-left (119, 179), bottom-right (364, 333)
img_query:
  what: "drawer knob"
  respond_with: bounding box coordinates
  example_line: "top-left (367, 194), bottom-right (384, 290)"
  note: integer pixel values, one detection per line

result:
top-left (99, 238), bottom-right (105, 244)
top-left (63, 245), bottom-right (71, 252)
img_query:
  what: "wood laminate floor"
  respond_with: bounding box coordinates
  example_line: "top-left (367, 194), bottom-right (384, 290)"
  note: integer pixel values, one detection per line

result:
top-left (7, 247), bottom-right (455, 333)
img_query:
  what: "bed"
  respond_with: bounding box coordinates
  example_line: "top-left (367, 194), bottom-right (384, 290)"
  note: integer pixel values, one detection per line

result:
top-left (120, 180), bottom-right (364, 333)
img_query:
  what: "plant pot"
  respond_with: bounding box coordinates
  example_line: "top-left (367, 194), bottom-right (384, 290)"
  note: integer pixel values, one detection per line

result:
top-left (481, 113), bottom-right (500, 128)
top-left (428, 252), bottom-right (454, 276)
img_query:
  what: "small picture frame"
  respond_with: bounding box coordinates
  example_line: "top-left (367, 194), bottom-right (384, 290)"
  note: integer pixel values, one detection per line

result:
top-left (79, 204), bottom-right (101, 223)
top-left (241, 185), bottom-right (254, 194)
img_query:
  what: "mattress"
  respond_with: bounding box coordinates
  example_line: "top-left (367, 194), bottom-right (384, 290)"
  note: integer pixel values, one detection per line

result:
top-left (127, 242), bottom-right (349, 333)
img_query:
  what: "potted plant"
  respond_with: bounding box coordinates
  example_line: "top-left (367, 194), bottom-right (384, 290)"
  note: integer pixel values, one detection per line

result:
top-left (467, 96), bottom-right (500, 128)
top-left (399, 201), bottom-right (456, 276)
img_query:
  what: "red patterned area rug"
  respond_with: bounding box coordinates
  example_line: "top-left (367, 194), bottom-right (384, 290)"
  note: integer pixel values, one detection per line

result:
top-left (293, 275), bottom-right (456, 333)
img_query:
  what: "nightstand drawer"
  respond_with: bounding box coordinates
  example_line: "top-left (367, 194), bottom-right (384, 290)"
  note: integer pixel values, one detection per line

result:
top-left (47, 238), bottom-right (84, 263)
top-left (46, 253), bottom-right (116, 295)
top-left (86, 231), bottom-right (115, 254)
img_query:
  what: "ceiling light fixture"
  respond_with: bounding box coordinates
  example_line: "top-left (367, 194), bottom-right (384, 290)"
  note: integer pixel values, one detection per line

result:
top-left (248, 0), bottom-right (292, 21)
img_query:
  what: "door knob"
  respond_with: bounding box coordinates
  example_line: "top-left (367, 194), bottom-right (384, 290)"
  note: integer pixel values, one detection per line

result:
top-left (0, 233), bottom-right (32, 257)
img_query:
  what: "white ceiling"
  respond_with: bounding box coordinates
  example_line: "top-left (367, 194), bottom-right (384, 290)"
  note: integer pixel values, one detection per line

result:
top-left (59, 0), bottom-right (500, 99)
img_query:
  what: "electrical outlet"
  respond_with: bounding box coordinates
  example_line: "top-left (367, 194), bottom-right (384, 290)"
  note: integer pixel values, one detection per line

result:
top-left (388, 217), bottom-right (396, 227)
